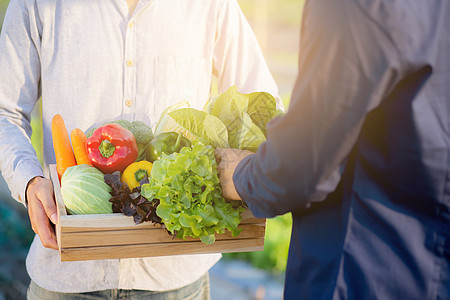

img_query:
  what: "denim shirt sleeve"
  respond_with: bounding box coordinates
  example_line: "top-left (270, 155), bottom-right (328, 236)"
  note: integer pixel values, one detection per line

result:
top-left (233, 0), bottom-right (404, 217)
top-left (0, 0), bottom-right (44, 205)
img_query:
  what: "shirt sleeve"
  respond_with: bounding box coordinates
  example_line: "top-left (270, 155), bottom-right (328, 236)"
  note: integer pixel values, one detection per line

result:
top-left (0, 0), bottom-right (44, 205)
top-left (233, 0), bottom-right (404, 218)
top-left (212, 0), bottom-right (283, 109)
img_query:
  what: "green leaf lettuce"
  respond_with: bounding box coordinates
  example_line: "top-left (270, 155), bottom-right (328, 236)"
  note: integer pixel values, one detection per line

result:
top-left (141, 142), bottom-right (244, 244)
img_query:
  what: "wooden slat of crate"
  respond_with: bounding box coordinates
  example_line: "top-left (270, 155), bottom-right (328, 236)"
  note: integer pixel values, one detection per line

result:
top-left (49, 164), bottom-right (266, 262)
top-left (60, 238), bottom-right (265, 262)
top-left (58, 209), bottom-right (264, 233)
top-left (61, 223), bottom-right (266, 248)
top-left (50, 165), bottom-right (65, 258)
top-left (59, 213), bottom-right (164, 232)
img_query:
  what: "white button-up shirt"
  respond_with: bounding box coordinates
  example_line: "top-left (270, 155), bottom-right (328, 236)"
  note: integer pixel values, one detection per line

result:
top-left (0, 0), bottom-right (280, 293)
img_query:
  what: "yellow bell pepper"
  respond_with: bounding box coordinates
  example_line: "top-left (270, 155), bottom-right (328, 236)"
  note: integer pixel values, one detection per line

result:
top-left (122, 161), bottom-right (153, 190)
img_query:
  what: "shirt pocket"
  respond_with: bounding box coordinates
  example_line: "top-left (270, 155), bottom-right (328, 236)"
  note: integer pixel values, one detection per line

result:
top-left (153, 56), bottom-right (210, 121)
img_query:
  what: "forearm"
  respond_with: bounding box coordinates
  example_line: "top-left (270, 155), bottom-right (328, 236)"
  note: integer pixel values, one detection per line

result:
top-left (0, 117), bottom-right (44, 204)
top-left (233, 0), bottom-right (402, 218)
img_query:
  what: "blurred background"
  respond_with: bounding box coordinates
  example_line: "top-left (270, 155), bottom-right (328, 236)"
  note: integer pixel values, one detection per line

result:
top-left (0, 0), bottom-right (304, 299)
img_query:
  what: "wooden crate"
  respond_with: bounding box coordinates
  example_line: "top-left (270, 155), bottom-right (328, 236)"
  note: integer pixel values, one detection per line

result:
top-left (50, 164), bottom-right (266, 262)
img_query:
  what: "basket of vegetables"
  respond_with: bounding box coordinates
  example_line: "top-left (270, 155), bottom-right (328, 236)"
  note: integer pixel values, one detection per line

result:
top-left (51, 86), bottom-right (279, 262)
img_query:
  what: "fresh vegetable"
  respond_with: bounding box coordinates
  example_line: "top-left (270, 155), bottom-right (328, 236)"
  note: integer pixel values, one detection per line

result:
top-left (122, 161), bottom-right (153, 190)
top-left (86, 123), bottom-right (139, 174)
top-left (51, 114), bottom-right (77, 180)
top-left (86, 120), bottom-right (153, 161)
top-left (163, 108), bottom-right (229, 148)
top-left (129, 121), bottom-right (154, 147)
top-left (141, 142), bottom-right (245, 244)
top-left (153, 100), bottom-right (191, 137)
top-left (71, 128), bottom-right (92, 166)
top-left (155, 86), bottom-right (282, 152)
top-left (60, 164), bottom-right (113, 215)
top-left (105, 171), bottom-right (160, 225)
top-left (209, 87), bottom-right (266, 151)
top-left (246, 91), bottom-right (282, 136)
top-left (145, 132), bottom-right (191, 162)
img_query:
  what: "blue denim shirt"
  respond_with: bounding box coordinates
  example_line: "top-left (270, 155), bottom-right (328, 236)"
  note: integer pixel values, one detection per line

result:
top-left (234, 0), bottom-right (450, 298)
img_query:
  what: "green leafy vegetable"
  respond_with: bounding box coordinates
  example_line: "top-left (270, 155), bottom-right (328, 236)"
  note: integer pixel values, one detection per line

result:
top-left (141, 142), bottom-right (244, 244)
top-left (227, 112), bottom-right (266, 151)
top-left (203, 114), bottom-right (229, 148)
top-left (247, 91), bottom-right (283, 136)
top-left (168, 108), bottom-right (229, 148)
top-left (169, 108), bottom-right (208, 140)
top-left (154, 100), bottom-right (190, 136)
top-left (211, 86), bottom-right (249, 132)
top-left (159, 86), bottom-right (282, 152)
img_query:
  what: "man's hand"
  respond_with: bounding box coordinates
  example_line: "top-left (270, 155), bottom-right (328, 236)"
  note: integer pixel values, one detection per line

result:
top-left (26, 176), bottom-right (58, 250)
top-left (214, 148), bottom-right (253, 201)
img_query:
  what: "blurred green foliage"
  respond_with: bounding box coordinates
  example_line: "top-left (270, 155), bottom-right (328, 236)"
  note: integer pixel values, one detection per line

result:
top-left (0, 0), bottom-right (7, 29)
top-left (31, 99), bottom-right (44, 166)
top-left (224, 213), bottom-right (292, 274)
top-left (0, 203), bottom-right (34, 250)
top-left (238, 0), bottom-right (303, 27)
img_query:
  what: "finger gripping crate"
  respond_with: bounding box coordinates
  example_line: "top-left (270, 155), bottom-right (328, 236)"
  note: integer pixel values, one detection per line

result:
top-left (50, 164), bottom-right (266, 262)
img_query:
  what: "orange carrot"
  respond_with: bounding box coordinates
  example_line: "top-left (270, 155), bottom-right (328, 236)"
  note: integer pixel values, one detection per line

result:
top-left (71, 128), bottom-right (92, 166)
top-left (51, 114), bottom-right (76, 180)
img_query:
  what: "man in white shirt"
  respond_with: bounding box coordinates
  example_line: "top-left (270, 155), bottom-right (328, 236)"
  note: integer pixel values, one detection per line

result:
top-left (0, 0), bottom-right (280, 298)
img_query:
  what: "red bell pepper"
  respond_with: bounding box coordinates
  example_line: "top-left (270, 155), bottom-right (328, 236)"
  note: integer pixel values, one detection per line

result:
top-left (86, 123), bottom-right (138, 174)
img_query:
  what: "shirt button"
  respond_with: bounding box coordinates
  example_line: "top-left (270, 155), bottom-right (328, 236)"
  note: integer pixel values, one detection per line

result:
top-left (126, 60), bottom-right (133, 67)
top-left (128, 22), bottom-right (134, 29)
top-left (125, 100), bottom-right (133, 107)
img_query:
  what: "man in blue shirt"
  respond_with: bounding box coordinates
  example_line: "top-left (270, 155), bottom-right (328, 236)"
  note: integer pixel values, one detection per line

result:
top-left (216, 0), bottom-right (450, 298)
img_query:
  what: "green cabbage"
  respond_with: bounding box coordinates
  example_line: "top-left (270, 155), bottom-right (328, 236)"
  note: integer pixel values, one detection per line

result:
top-left (60, 164), bottom-right (113, 215)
